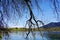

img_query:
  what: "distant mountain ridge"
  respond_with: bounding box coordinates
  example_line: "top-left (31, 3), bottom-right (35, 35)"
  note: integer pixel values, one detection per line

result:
top-left (42, 22), bottom-right (60, 28)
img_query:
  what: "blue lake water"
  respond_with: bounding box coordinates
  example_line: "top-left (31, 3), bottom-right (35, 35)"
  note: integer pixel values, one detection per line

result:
top-left (0, 31), bottom-right (60, 40)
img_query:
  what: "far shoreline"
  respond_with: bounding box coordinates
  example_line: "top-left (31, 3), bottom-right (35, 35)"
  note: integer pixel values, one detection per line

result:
top-left (0, 27), bottom-right (60, 32)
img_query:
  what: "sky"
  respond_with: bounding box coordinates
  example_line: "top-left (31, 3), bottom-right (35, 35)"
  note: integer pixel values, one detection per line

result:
top-left (1, 0), bottom-right (60, 28)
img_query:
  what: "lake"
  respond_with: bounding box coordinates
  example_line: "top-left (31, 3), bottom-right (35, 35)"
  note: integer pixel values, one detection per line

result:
top-left (0, 31), bottom-right (60, 40)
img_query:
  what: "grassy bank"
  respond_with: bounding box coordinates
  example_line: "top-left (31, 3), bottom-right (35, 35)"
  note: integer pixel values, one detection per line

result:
top-left (0, 27), bottom-right (60, 32)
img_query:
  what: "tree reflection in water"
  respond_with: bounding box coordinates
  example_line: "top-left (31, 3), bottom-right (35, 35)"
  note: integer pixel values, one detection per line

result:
top-left (25, 32), bottom-right (36, 40)
top-left (47, 34), bottom-right (60, 40)
top-left (0, 31), bottom-right (42, 40)
top-left (25, 31), bottom-right (44, 40)
top-left (0, 32), bottom-right (2, 40)
top-left (42, 31), bottom-right (60, 40)
top-left (3, 31), bottom-right (11, 40)
top-left (1, 31), bottom-right (60, 40)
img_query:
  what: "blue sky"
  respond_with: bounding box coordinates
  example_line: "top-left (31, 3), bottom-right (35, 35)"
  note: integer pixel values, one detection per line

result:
top-left (3, 0), bottom-right (60, 28)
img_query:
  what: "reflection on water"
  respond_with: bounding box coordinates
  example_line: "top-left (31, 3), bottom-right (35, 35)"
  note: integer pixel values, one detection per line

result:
top-left (0, 31), bottom-right (60, 40)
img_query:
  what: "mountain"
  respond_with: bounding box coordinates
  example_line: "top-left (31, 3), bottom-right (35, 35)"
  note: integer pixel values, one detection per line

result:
top-left (42, 22), bottom-right (60, 28)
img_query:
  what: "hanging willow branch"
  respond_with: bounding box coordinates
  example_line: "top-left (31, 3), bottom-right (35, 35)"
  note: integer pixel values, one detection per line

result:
top-left (24, 0), bottom-right (44, 38)
top-left (51, 0), bottom-right (60, 20)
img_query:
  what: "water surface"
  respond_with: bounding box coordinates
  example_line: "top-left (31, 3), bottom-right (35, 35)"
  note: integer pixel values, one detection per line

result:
top-left (0, 31), bottom-right (60, 40)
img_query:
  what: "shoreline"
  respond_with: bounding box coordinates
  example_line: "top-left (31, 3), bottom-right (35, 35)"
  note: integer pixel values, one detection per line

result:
top-left (0, 27), bottom-right (60, 32)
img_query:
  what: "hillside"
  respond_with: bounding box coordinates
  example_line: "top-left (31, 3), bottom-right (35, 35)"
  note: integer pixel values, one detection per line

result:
top-left (42, 22), bottom-right (60, 28)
